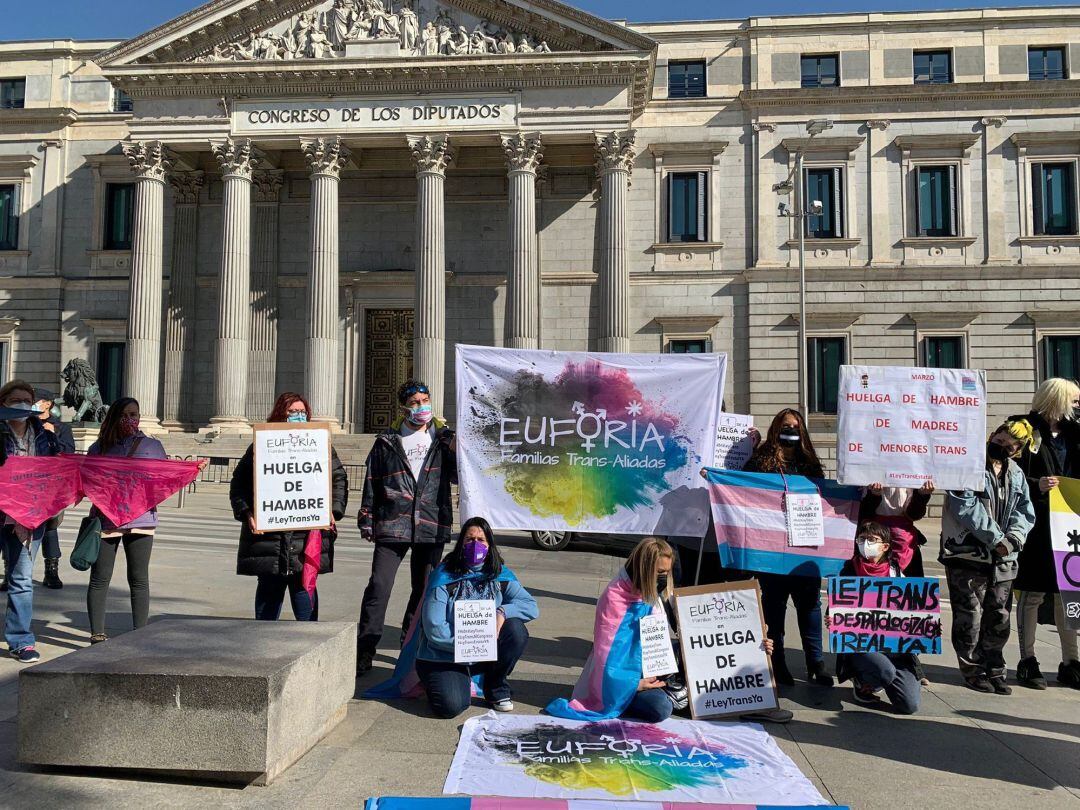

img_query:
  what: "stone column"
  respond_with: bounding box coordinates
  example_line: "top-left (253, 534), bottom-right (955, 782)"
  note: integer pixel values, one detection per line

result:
top-left (162, 170), bottom-right (204, 428)
top-left (121, 140), bottom-right (174, 428)
top-left (982, 116), bottom-right (1010, 264)
top-left (865, 119), bottom-right (892, 266)
top-left (210, 138), bottom-right (261, 428)
top-left (248, 169), bottom-right (284, 422)
top-left (408, 134), bottom-right (454, 413)
top-left (594, 131), bottom-right (635, 354)
top-left (301, 138), bottom-right (351, 424)
top-left (501, 133), bottom-right (544, 349)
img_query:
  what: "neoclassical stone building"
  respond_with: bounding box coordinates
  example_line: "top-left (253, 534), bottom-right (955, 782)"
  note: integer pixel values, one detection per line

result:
top-left (1, 1), bottom-right (1079, 450)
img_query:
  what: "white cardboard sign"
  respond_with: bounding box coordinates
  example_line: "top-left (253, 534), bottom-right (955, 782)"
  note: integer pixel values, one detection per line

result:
top-left (454, 600), bottom-right (498, 664)
top-left (639, 613), bottom-right (678, 678)
top-left (674, 582), bottom-right (778, 719)
top-left (714, 412), bottom-right (755, 470)
top-left (785, 492), bottom-right (825, 547)
top-left (252, 422), bottom-right (332, 533)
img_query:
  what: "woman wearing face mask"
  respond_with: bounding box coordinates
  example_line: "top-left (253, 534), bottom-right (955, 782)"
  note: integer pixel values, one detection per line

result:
top-left (230, 392), bottom-right (348, 621)
top-left (834, 523), bottom-right (921, 714)
top-left (742, 409), bottom-right (833, 688)
top-left (85, 397), bottom-right (169, 643)
top-left (1010, 378), bottom-right (1080, 690)
top-left (940, 420), bottom-right (1036, 694)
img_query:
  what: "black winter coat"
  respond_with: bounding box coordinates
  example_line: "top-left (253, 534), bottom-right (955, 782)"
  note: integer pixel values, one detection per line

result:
top-left (358, 420), bottom-right (457, 545)
top-left (230, 444), bottom-right (349, 578)
top-left (1012, 411), bottom-right (1080, 593)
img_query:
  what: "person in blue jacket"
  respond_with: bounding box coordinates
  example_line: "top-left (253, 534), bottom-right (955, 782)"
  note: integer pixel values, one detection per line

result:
top-left (414, 516), bottom-right (539, 718)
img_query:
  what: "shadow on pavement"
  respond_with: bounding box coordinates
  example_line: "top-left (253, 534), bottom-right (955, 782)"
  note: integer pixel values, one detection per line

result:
top-left (956, 708), bottom-right (1080, 738)
top-left (527, 588), bottom-right (597, 606)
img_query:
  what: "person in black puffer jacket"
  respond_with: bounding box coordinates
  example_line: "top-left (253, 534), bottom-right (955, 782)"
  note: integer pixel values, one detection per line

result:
top-left (230, 392), bottom-right (348, 622)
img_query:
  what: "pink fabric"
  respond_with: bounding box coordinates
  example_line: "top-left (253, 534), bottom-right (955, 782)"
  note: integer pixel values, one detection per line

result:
top-left (301, 529), bottom-right (322, 599)
top-left (76, 454), bottom-right (201, 528)
top-left (0, 456), bottom-right (84, 530)
top-left (875, 515), bottom-right (917, 572)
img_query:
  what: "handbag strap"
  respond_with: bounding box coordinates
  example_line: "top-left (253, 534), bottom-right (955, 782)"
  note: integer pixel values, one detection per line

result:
top-left (126, 436), bottom-right (145, 458)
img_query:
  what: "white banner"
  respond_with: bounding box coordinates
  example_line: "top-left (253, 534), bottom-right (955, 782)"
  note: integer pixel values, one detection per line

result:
top-left (444, 712), bottom-right (827, 805)
top-left (252, 422), bottom-right (333, 532)
top-left (714, 412), bottom-right (755, 470)
top-left (456, 346), bottom-right (726, 536)
top-left (836, 365), bottom-right (987, 491)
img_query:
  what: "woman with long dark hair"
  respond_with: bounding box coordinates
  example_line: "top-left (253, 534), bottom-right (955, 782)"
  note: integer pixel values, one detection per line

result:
top-left (85, 397), bottom-right (168, 643)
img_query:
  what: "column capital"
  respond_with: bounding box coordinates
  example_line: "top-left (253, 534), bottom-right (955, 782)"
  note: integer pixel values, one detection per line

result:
top-left (594, 130), bottom-right (636, 178)
top-left (252, 169), bottom-right (285, 203)
top-left (407, 134), bottom-right (454, 176)
top-left (865, 119), bottom-right (891, 131)
top-left (981, 116), bottom-right (1008, 129)
top-left (122, 140), bottom-right (174, 183)
top-left (168, 170), bottom-right (204, 205)
top-left (501, 133), bottom-right (544, 174)
top-left (211, 137), bottom-right (262, 180)
top-left (301, 137), bottom-right (353, 178)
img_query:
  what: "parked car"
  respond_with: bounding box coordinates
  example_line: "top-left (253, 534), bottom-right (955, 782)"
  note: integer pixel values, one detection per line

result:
top-left (529, 530), bottom-right (635, 554)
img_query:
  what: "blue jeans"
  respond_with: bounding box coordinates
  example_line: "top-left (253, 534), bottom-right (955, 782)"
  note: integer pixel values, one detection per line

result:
top-left (255, 574), bottom-right (318, 621)
top-left (415, 617), bottom-right (529, 718)
top-left (759, 572), bottom-right (824, 668)
top-left (849, 653), bottom-right (921, 715)
top-left (2, 527), bottom-right (42, 651)
top-left (623, 688), bottom-right (674, 723)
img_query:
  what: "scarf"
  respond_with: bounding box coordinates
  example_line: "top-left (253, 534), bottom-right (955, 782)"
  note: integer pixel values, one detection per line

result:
top-left (852, 553), bottom-right (894, 578)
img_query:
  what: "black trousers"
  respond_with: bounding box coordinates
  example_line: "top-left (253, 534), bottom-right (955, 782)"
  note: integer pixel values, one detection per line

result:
top-left (357, 542), bottom-right (445, 654)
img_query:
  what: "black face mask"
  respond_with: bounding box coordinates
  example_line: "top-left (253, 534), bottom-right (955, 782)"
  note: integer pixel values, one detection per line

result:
top-left (779, 427), bottom-right (801, 444)
top-left (987, 441), bottom-right (1011, 462)
top-left (656, 574), bottom-right (669, 595)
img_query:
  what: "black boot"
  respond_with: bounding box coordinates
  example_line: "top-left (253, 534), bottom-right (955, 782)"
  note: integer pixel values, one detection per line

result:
top-left (772, 652), bottom-right (795, 686)
top-left (43, 558), bottom-right (63, 590)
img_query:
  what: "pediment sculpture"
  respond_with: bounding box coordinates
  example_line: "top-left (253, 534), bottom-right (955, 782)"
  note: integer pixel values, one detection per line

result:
top-left (193, 0), bottom-right (554, 62)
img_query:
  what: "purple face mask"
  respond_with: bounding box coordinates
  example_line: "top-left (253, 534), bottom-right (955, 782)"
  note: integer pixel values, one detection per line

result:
top-left (463, 539), bottom-right (489, 567)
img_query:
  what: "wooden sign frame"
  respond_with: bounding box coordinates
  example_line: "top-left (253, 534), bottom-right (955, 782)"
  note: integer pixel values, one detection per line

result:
top-left (252, 421), bottom-right (333, 534)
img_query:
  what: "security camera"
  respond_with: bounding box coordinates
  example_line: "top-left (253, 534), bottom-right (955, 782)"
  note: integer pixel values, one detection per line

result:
top-left (809, 200), bottom-right (824, 216)
top-left (778, 202), bottom-right (789, 216)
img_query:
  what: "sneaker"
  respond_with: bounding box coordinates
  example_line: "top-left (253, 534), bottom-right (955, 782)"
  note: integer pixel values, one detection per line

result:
top-left (356, 650), bottom-right (374, 675)
top-left (989, 676), bottom-right (1012, 696)
top-left (10, 647), bottom-right (40, 664)
top-left (741, 707), bottom-right (793, 724)
top-left (1016, 656), bottom-right (1048, 690)
top-left (807, 661), bottom-right (834, 687)
top-left (851, 679), bottom-right (881, 706)
top-left (490, 698), bottom-right (514, 712)
top-left (1057, 660), bottom-right (1080, 689)
top-left (89, 634), bottom-right (108, 645)
top-left (963, 674), bottom-right (994, 693)
top-left (919, 677), bottom-right (931, 686)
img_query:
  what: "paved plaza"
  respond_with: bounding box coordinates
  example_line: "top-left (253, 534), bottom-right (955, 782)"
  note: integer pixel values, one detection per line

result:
top-left (0, 488), bottom-right (1077, 809)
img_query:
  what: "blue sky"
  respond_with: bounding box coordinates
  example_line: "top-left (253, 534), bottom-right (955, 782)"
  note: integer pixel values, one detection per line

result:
top-left (5, 0), bottom-right (1077, 41)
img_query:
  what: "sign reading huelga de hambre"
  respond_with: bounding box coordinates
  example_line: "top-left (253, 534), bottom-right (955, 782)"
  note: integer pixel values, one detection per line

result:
top-left (233, 96), bottom-right (518, 134)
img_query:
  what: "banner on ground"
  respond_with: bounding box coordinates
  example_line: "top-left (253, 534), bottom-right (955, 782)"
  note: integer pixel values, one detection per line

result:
top-left (827, 576), bottom-right (942, 654)
top-left (444, 712), bottom-right (828, 805)
top-left (1049, 477), bottom-right (1080, 629)
top-left (674, 581), bottom-right (777, 719)
top-left (253, 422), bottom-right (333, 532)
top-left (836, 365), bottom-right (987, 492)
top-left (456, 346), bottom-right (726, 537)
top-left (703, 468), bottom-right (860, 577)
top-left (714, 413), bottom-right (755, 470)
top-left (368, 799), bottom-right (847, 810)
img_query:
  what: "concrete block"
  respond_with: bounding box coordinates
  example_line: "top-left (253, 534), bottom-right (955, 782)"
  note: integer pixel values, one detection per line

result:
top-left (18, 619), bottom-right (355, 785)
top-left (771, 52), bottom-right (801, 83)
top-left (954, 46), bottom-right (985, 77)
top-left (842, 50), bottom-right (870, 82)
top-left (883, 48), bottom-right (912, 79)
top-left (998, 44), bottom-right (1028, 75)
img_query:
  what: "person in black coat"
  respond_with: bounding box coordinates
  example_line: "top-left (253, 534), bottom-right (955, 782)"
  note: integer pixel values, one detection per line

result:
top-left (34, 387), bottom-right (73, 590)
top-left (230, 392), bottom-right (348, 622)
top-left (1011, 378), bottom-right (1080, 690)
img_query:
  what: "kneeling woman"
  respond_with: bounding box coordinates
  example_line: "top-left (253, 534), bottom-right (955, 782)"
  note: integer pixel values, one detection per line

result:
top-left (413, 518), bottom-right (538, 718)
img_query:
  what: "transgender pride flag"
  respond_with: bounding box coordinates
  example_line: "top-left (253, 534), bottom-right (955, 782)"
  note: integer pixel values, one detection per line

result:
top-left (703, 468), bottom-right (860, 578)
top-left (365, 799), bottom-right (841, 810)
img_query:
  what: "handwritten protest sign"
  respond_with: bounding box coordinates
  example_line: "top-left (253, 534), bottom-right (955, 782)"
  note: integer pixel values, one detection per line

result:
top-left (714, 412), bottom-right (755, 470)
top-left (454, 600), bottom-right (498, 663)
top-left (639, 613), bottom-right (678, 678)
top-left (827, 576), bottom-right (942, 654)
top-left (1049, 477), bottom-right (1080, 629)
top-left (836, 364), bottom-right (986, 491)
top-left (785, 492), bottom-right (824, 547)
top-left (673, 581), bottom-right (777, 719)
top-left (253, 422), bottom-right (332, 532)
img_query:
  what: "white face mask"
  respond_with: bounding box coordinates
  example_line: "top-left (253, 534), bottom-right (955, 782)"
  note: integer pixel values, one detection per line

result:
top-left (857, 540), bottom-right (885, 561)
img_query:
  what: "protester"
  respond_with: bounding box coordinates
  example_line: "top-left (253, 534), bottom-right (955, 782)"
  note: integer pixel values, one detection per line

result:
top-left (34, 387), bottom-right (73, 590)
top-left (1011, 377), bottom-right (1080, 690)
top-left (0, 381), bottom-right (61, 662)
top-left (859, 482), bottom-right (934, 577)
top-left (742, 408), bottom-right (833, 687)
top-left (356, 379), bottom-right (457, 674)
top-left (835, 522), bottom-right (921, 714)
top-left (411, 517), bottom-right (538, 717)
top-left (85, 397), bottom-right (169, 643)
top-left (230, 392), bottom-right (348, 621)
top-left (940, 420), bottom-right (1036, 694)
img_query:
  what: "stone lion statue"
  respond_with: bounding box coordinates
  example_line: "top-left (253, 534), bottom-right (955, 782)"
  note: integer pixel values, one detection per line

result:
top-left (61, 358), bottom-right (108, 423)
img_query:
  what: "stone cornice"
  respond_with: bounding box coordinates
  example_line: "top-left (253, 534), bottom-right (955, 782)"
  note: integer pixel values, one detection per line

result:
top-left (648, 141), bottom-right (728, 157)
top-left (780, 135), bottom-right (864, 156)
top-left (1011, 132), bottom-right (1080, 149)
top-left (742, 79), bottom-right (1080, 110)
top-left (0, 107), bottom-right (79, 131)
top-left (893, 134), bottom-right (980, 154)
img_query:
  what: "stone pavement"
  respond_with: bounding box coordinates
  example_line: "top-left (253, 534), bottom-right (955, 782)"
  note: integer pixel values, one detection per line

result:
top-left (0, 489), bottom-right (1077, 809)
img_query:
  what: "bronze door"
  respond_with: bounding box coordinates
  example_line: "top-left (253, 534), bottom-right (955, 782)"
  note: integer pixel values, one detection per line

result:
top-left (364, 309), bottom-right (414, 433)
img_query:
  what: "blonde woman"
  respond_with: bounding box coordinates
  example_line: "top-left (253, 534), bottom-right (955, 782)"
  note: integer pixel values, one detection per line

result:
top-left (1012, 378), bottom-right (1080, 689)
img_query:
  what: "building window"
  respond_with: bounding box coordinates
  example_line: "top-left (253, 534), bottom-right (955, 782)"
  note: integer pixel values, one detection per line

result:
top-left (1029, 46), bottom-right (1067, 80)
top-left (1032, 162), bottom-right (1077, 236)
top-left (804, 167), bottom-right (844, 238)
top-left (96, 342), bottom-right (125, 405)
top-left (914, 50), bottom-right (952, 84)
top-left (925, 335), bottom-right (964, 369)
top-left (0, 79), bottom-right (25, 110)
top-left (103, 183), bottom-right (134, 250)
top-left (667, 172), bottom-right (707, 242)
top-left (0, 185), bottom-right (17, 251)
top-left (1046, 335), bottom-right (1080, 382)
top-left (801, 54), bottom-right (839, 88)
top-left (807, 336), bottom-right (846, 414)
top-left (668, 338), bottom-right (710, 354)
top-left (112, 88), bottom-right (133, 113)
top-left (668, 61), bottom-right (706, 99)
top-left (0, 341), bottom-right (9, 385)
top-left (914, 165), bottom-right (957, 237)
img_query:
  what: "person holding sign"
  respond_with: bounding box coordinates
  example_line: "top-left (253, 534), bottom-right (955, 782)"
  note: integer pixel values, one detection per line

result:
top-left (940, 420), bottom-right (1036, 694)
top-left (742, 409), bottom-right (833, 688)
top-left (412, 517), bottom-right (538, 718)
top-left (859, 482), bottom-right (934, 577)
top-left (231, 392), bottom-right (349, 621)
top-left (834, 523), bottom-right (922, 714)
top-left (1011, 378), bottom-right (1080, 690)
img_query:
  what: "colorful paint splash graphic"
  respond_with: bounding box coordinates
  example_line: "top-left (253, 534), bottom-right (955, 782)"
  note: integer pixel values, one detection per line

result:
top-left (466, 361), bottom-right (693, 524)
top-left (478, 719), bottom-right (749, 796)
